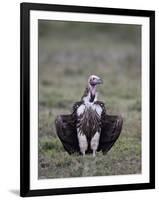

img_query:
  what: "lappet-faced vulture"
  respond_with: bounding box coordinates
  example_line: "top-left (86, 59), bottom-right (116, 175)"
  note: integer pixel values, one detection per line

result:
top-left (55, 75), bottom-right (123, 156)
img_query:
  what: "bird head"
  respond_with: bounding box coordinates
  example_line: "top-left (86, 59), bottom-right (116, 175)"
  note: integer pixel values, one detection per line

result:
top-left (88, 75), bottom-right (103, 87)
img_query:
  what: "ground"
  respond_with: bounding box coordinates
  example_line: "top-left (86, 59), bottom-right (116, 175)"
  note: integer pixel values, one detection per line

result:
top-left (38, 21), bottom-right (141, 179)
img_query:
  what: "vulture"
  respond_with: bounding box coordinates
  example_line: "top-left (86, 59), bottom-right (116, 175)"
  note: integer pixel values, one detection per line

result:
top-left (55, 75), bottom-right (123, 156)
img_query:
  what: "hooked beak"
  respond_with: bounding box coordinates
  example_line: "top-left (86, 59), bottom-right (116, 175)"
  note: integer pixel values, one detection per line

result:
top-left (97, 78), bottom-right (103, 84)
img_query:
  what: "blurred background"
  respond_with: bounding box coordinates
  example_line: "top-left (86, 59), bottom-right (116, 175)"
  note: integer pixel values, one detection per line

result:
top-left (38, 20), bottom-right (141, 179)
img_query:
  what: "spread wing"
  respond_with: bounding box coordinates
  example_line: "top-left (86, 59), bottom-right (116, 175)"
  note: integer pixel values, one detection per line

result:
top-left (55, 102), bottom-right (82, 154)
top-left (96, 101), bottom-right (123, 154)
top-left (55, 101), bottom-right (123, 155)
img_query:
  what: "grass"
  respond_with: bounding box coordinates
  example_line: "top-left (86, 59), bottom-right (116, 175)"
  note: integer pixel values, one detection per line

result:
top-left (38, 21), bottom-right (141, 179)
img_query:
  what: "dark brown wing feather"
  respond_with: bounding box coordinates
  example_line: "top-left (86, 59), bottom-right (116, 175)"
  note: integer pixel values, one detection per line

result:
top-left (55, 102), bottom-right (83, 154)
top-left (96, 101), bottom-right (123, 154)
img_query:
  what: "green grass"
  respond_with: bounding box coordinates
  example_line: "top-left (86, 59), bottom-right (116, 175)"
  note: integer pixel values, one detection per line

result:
top-left (38, 21), bottom-right (141, 179)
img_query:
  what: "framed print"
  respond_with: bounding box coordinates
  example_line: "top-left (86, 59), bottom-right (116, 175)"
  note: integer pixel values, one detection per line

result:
top-left (20, 2), bottom-right (155, 197)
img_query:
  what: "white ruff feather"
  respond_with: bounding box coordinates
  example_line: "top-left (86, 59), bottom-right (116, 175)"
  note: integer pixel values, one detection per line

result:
top-left (77, 102), bottom-right (102, 117)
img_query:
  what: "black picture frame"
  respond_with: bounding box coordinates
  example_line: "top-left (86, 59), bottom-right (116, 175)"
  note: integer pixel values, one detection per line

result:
top-left (20, 2), bottom-right (155, 197)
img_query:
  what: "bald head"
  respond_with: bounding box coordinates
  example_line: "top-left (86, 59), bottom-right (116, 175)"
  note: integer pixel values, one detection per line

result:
top-left (88, 75), bottom-right (103, 87)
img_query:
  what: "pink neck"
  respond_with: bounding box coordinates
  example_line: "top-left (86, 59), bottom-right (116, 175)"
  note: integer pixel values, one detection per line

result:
top-left (88, 84), bottom-right (96, 96)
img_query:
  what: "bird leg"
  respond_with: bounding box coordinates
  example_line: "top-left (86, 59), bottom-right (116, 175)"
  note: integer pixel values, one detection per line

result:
top-left (77, 129), bottom-right (88, 156)
top-left (91, 132), bottom-right (100, 157)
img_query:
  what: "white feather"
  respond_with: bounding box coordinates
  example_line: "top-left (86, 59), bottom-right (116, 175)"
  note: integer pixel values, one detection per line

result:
top-left (77, 100), bottom-right (102, 117)
top-left (77, 104), bottom-right (85, 116)
top-left (93, 104), bottom-right (102, 116)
